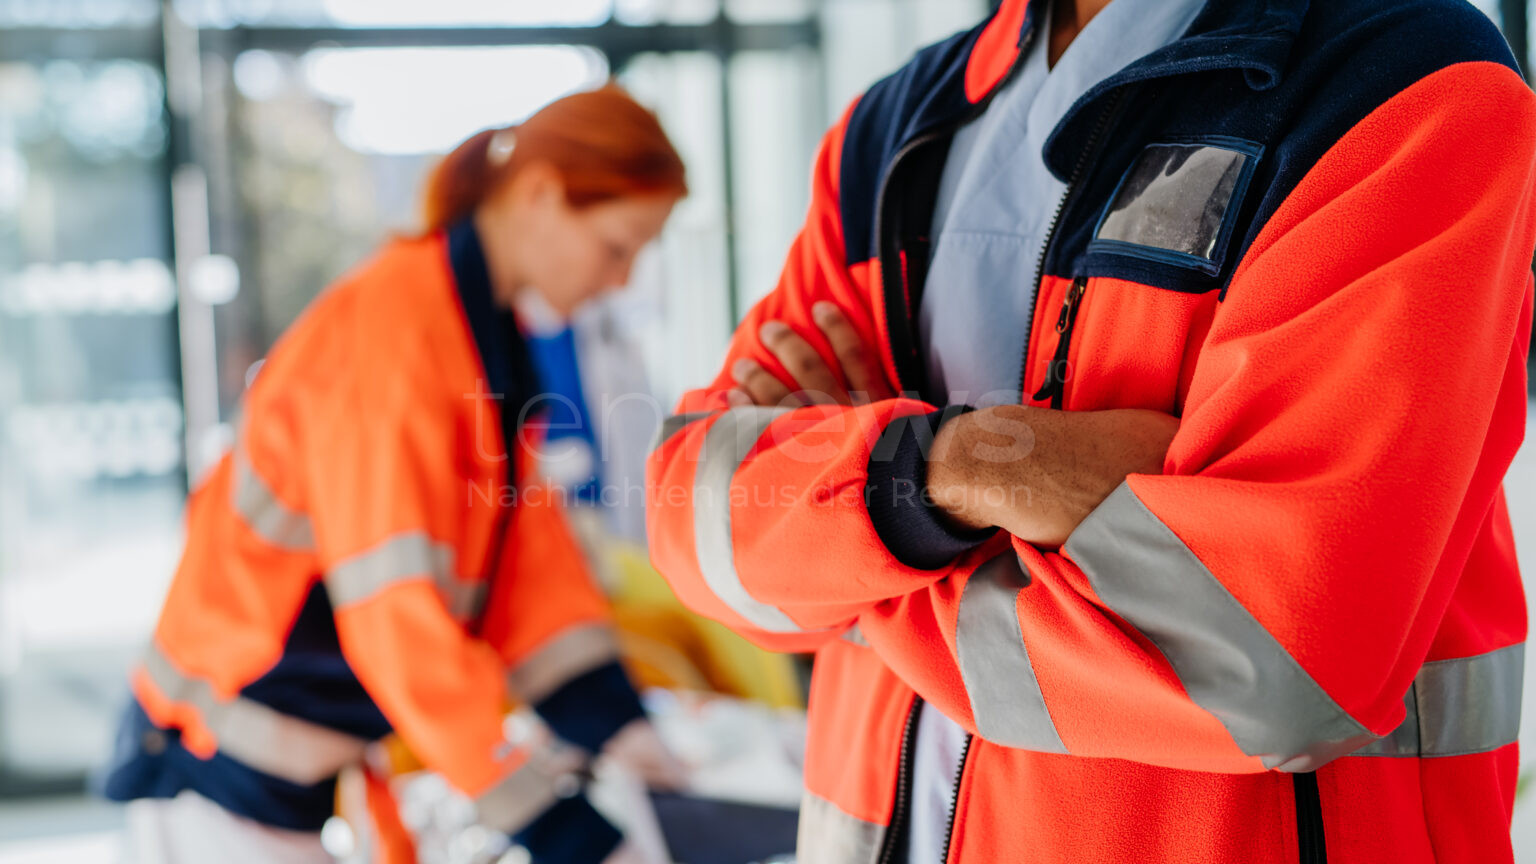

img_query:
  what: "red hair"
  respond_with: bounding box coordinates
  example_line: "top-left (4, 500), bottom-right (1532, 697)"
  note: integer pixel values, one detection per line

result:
top-left (421, 83), bottom-right (687, 232)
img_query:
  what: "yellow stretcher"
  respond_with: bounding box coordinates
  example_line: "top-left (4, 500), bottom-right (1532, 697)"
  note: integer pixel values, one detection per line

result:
top-left (603, 542), bottom-right (803, 710)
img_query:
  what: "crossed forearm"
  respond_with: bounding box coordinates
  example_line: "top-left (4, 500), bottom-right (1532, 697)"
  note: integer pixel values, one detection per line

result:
top-left (725, 306), bottom-right (1177, 547)
top-left (927, 405), bottom-right (1178, 546)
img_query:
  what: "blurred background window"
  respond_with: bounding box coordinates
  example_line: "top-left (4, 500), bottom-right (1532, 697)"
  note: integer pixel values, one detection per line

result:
top-left (0, 48), bottom-right (183, 802)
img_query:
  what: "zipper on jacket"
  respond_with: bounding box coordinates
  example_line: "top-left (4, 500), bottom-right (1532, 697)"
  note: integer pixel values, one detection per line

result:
top-left (937, 733), bottom-right (974, 864)
top-left (1292, 772), bottom-right (1327, 864)
top-left (875, 23), bottom-right (1040, 396)
top-left (1017, 89), bottom-right (1128, 400)
top-left (1031, 275), bottom-right (1087, 408)
top-left (875, 698), bottom-right (923, 864)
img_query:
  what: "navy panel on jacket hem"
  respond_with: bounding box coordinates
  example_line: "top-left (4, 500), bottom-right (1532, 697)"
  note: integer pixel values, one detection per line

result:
top-left (99, 700), bottom-right (337, 832)
top-left (533, 661), bottom-right (646, 754)
top-left (866, 406), bottom-right (996, 571)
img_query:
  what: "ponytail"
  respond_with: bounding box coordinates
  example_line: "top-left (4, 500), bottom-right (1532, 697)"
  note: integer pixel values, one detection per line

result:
top-left (421, 128), bottom-right (501, 233)
top-left (420, 83), bottom-right (687, 233)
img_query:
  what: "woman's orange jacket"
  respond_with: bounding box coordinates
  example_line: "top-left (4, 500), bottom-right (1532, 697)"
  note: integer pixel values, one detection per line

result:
top-left (105, 223), bottom-right (639, 864)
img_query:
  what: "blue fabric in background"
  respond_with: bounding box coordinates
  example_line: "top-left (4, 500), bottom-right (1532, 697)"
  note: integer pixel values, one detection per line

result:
top-left (525, 326), bottom-right (602, 505)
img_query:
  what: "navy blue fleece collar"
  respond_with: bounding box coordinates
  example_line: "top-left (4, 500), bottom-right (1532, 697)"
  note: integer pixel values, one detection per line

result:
top-left (902, 0), bottom-right (1310, 152)
top-left (1039, 0), bottom-right (1309, 178)
top-left (1018, 0), bottom-right (1309, 89)
top-left (446, 218), bottom-right (542, 470)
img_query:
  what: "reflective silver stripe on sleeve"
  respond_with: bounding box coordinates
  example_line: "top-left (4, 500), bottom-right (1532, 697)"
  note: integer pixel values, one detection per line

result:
top-left (141, 645), bottom-right (368, 785)
top-left (693, 406), bottom-right (807, 633)
top-left (1415, 643), bottom-right (1523, 755)
top-left (326, 532), bottom-right (482, 619)
top-left (232, 450), bottom-right (314, 551)
top-left (1355, 642), bottom-right (1523, 758)
top-left (955, 553), bottom-right (1068, 753)
top-left (474, 766), bottom-right (560, 835)
top-left (796, 792), bottom-right (885, 864)
top-left (1353, 688), bottom-right (1420, 757)
top-left (1064, 483), bottom-right (1374, 772)
top-left (506, 623), bottom-right (621, 705)
top-left (651, 411), bottom-right (715, 453)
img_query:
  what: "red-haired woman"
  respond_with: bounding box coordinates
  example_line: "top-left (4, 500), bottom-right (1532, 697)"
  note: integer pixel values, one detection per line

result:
top-left (103, 84), bottom-right (687, 864)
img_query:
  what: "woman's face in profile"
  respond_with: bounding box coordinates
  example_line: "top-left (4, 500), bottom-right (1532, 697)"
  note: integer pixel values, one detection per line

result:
top-left (485, 162), bottom-right (677, 319)
top-left (537, 191), bottom-right (677, 317)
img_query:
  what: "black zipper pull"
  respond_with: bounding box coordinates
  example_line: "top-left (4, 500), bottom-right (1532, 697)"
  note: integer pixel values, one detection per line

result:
top-left (1032, 276), bottom-right (1088, 409)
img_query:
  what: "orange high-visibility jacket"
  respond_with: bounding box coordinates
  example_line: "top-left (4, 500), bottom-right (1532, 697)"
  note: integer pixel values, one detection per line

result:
top-left (647, 1), bottom-right (1536, 862)
top-left (104, 222), bottom-right (641, 864)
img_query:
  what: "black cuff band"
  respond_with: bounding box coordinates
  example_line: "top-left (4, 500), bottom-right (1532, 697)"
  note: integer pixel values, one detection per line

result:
top-left (514, 794), bottom-right (622, 864)
top-left (866, 406), bottom-right (996, 570)
top-left (532, 661), bottom-right (646, 753)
